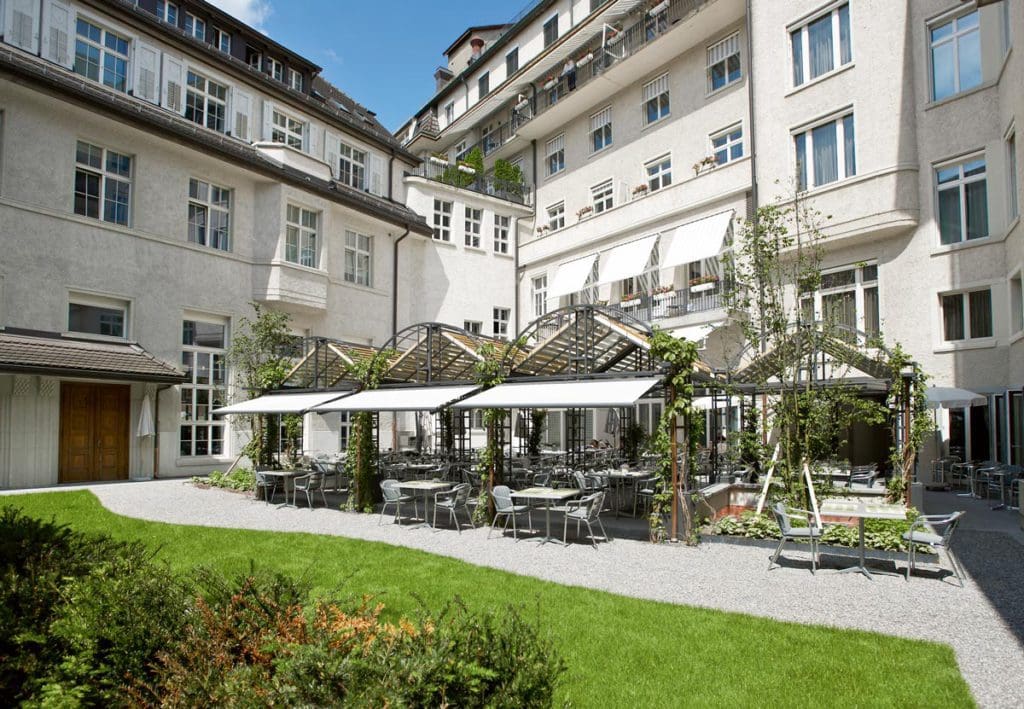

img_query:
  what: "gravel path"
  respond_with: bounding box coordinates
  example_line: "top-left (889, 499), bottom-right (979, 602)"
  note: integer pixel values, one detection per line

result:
top-left (10, 479), bottom-right (1024, 708)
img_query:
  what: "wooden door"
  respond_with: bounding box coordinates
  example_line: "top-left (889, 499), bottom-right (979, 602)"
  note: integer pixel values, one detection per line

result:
top-left (59, 383), bottom-right (129, 483)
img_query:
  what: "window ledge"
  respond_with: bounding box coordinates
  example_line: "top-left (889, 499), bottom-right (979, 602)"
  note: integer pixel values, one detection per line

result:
top-left (704, 77), bottom-right (745, 100)
top-left (641, 114), bottom-right (671, 132)
top-left (924, 80), bottom-right (997, 111)
top-left (494, 251), bottom-right (514, 260)
top-left (175, 456), bottom-right (234, 468)
top-left (464, 244), bottom-right (487, 253)
top-left (61, 331), bottom-right (129, 344)
top-left (272, 260), bottom-right (328, 277)
top-left (930, 234), bottom-right (1004, 257)
top-left (431, 238), bottom-right (458, 249)
top-left (784, 62), bottom-right (855, 98)
top-left (933, 338), bottom-right (998, 354)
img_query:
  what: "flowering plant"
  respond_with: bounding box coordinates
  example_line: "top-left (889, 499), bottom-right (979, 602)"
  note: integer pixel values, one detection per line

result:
top-left (536, 225), bottom-right (551, 235)
top-left (632, 184), bottom-right (649, 196)
top-left (692, 155), bottom-right (718, 175)
top-left (651, 284), bottom-right (675, 296)
top-left (621, 291), bottom-right (642, 303)
top-left (689, 274), bottom-right (720, 287)
top-left (576, 205), bottom-right (594, 219)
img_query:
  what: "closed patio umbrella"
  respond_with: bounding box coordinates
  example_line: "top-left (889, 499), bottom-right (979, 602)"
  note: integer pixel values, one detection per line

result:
top-left (924, 387), bottom-right (986, 409)
top-left (137, 395), bottom-right (155, 437)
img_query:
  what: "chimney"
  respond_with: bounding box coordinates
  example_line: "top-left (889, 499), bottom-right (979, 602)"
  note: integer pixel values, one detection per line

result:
top-left (434, 66), bottom-right (454, 91)
top-left (468, 37), bottom-right (485, 65)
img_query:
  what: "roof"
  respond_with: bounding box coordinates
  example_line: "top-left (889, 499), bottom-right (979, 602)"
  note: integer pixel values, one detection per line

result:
top-left (311, 77), bottom-right (407, 152)
top-left (0, 329), bottom-right (188, 383)
top-left (443, 24), bottom-right (511, 57)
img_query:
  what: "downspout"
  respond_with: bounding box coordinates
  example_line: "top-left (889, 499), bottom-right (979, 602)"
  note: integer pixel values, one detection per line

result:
top-left (387, 150), bottom-right (395, 200)
top-left (514, 216), bottom-right (521, 334)
top-left (392, 227), bottom-right (411, 338)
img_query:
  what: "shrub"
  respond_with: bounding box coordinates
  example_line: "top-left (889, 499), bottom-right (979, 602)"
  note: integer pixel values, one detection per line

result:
top-left (193, 467), bottom-right (256, 492)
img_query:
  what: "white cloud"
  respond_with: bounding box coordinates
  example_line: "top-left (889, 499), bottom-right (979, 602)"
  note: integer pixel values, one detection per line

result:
top-left (206, 0), bottom-right (272, 30)
top-left (324, 48), bottom-right (343, 66)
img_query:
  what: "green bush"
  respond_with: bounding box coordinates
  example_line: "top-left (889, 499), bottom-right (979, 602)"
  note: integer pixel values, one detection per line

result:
top-left (192, 467), bottom-right (256, 492)
top-left (711, 508), bottom-right (927, 552)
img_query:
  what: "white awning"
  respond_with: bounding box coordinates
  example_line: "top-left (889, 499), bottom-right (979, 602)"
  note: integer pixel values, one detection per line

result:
top-left (669, 320), bottom-right (726, 343)
top-left (660, 210), bottom-right (734, 268)
top-left (314, 384), bottom-right (478, 412)
top-left (596, 234), bottom-right (658, 284)
top-left (214, 390), bottom-right (351, 415)
top-left (548, 254), bottom-right (598, 298)
top-left (692, 395), bottom-right (742, 410)
top-left (452, 377), bottom-right (662, 409)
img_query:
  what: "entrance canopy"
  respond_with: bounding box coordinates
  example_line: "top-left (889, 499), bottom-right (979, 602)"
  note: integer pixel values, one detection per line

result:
top-left (453, 376), bottom-right (662, 409)
top-left (214, 390), bottom-right (351, 415)
top-left (314, 384), bottom-right (478, 412)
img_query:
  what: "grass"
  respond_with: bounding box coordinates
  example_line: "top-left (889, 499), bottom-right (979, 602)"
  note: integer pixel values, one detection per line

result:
top-left (6, 491), bottom-right (973, 708)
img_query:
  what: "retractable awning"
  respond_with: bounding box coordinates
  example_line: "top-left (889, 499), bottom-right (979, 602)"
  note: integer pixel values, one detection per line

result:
top-left (314, 384), bottom-right (478, 412)
top-left (660, 210), bottom-right (734, 268)
top-left (548, 254), bottom-right (598, 298)
top-left (596, 234), bottom-right (658, 284)
top-left (670, 320), bottom-right (726, 342)
top-left (452, 377), bottom-right (662, 409)
top-left (214, 390), bottom-right (352, 415)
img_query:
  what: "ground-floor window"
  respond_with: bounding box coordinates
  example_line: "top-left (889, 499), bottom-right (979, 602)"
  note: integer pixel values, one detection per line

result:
top-left (180, 318), bottom-right (227, 456)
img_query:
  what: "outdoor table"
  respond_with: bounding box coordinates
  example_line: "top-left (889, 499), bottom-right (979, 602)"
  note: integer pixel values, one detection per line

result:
top-left (511, 487), bottom-right (581, 544)
top-left (952, 462), bottom-right (980, 498)
top-left (405, 463), bottom-right (438, 480)
top-left (604, 470), bottom-right (647, 516)
top-left (259, 469), bottom-right (306, 507)
top-left (820, 500), bottom-right (906, 579)
top-left (397, 480), bottom-right (453, 529)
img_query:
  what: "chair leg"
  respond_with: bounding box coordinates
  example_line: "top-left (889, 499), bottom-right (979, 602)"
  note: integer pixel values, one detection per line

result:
top-left (946, 547), bottom-right (965, 587)
top-left (433, 502), bottom-right (438, 529)
top-left (563, 513), bottom-right (569, 545)
top-left (595, 516), bottom-right (609, 542)
top-left (769, 537), bottom-right (786, 570)
top-left (379, 501), bottom-right (389, 525)
top-left (489, 512), bottom-right (500, 539)
top-left (464, 504), bottom-right (476, 528)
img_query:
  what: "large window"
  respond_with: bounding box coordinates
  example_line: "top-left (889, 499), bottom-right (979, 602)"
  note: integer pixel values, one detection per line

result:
top-left (545, 134), bottom-right (565, 177)
top-left (338, 142), bottom-right (366, 190)
top-left (591, 180), bottom-right (614, 214)
top-left (271, 109), bottom-right (304, 150)
top-left (707, 33), bottom-right (742, 92)
top-left (1008, 131), bottom-right (1019, 222)
top-left (532, 275), bottom-right (547, 318)
top-left (344, 231), bottom-right (372, 286)
top-left (547, 201), bottom-right (565, 231)
top-left (285, 204), bottom-right (319, 268)
top-left (433, 199), bottom-right (452, 241)
top-left (711, 125), bottom-right (743, 166)
top-left (288, 68), bottom-right (303, 92)
top-left (642, 74), bottom-right (670, 125)
top-left (795, 113), bottom-right (855, 190)
top-left (478, 72), bottom-right (490, 99)
top-left (184, 13), bottom-right (205, 40)
top-left (338, 412), bottom-right (352, 451)
top-left (590, 107), bottom-right (612, 153)
top-left (801, 263), bottom-right (879, 340)
top-left (268, 58), bottom-right (284, 82)
top-left (465, 207), bottom-right (482, 248)
top-left (937, 156), bottom-right (988, 245)
top-left (463, 320), bottom-right (482, 335)
top-left (493, 307), bottom-right (510, 339)
top-left (494, 214), bottom-right (510, 254)
top-left (646, 155), bottom-right (672, 192)
top-left (74, 19), bottom-right (129, 92)
top-left (941, 289), bottom-right (992, 341)
top-left (791, 3), bottom-right (851, 87)
top-left (185, 71), bottom-right (227, 133)
top-left (543, 15), bottom-right (559, 47)
top-left (74, 141), bottom-right (131, 225)
top-left (68, 296), bottom-right (127, 338)
top-left (188, 178), bottom-right (231, 251)
top-left (180, 320), bottom-right (227, 457)
top-left (930, 10), bottom-right (980, 101)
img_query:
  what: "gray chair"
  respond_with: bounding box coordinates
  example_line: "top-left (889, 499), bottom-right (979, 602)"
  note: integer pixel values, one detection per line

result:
top-left (633, 476), bottom-right (660, 517)
top-left (903, 511), bottom-right (966, 586)
top-left (769, 502), bottom-right (822, 574)
top-left (380, 479), bottom-right (418, 525)
top-left (489, 485), bottom-right (532, 540)
top-left (433, 482), bottom-right (475, 532)
top-left (293, 471), bottom-right (327, 509)
top-left (849, 465), bottom-right (878, 489)
top-left (563, 491), bottom-right (609, 548)
top-left (254, 470), bottom-right (281, 505)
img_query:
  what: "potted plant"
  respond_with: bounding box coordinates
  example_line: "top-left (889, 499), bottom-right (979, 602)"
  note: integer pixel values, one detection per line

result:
top-left (536, 225), bottom-right (551, 236)
top-left (514, 94), bottom-right (531, 111)
top-left (429, 152), bottom-right (449, 166)
top-left (576, 205), bottom-right (594, 220)
top-left (542, 75), bottom-right (559, 90)
top-left (577, 51), bottom-right (595, 68)
top-left (457, 161), bottom-right (476, 175)
top-left (648, 0), bottom-right (669, 16)
top-left (620, 291), bottom-right (642, 306)
top-left (632, 183), bottom-right (649, 198)
top-left (651, 284), bottom-right (675, 300)
top-left (692, 155), bottom-right (718, 176)
top-left (689, 274), bottom-right (720, 293)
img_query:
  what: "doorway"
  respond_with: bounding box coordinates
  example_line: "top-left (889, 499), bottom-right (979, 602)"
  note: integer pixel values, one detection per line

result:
top-left (59, 382), bottom-right (130, 483)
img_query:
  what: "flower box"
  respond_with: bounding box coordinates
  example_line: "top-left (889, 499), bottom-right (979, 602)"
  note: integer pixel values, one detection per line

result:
top-left (576, 52), bottom-right (594, 68)
top-left (620, 296), bottom-right (642, 307)
top-left (543, 78), bottom-right (558, 90)
top-left (607, 30), bottom-right (623, 45)
top-left (690, 281), bottom-right (717, 294)
top-left (457, 164), bottom-right (476, 175)
top-left (429, 156), bottom-right (449, 166)
top-left (648, 1), bottom-right (669, 16)
top-left (515, 98), bottom-right (530, 111)
top-left (652, 290), bottom-right (675, 301)
top-left (631, 185), bottom-right (649, 199)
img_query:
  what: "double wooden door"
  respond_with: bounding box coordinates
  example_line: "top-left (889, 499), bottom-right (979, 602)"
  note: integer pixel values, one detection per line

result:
top-left (59, 382), bottom-right (130, 483)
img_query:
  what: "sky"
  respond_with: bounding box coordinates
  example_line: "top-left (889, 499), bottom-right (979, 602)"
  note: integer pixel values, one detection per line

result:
top-left (208, 0), bottom-right (527, 132)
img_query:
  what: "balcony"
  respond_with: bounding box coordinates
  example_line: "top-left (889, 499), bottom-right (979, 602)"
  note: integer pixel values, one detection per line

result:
top-left (606, 282), bottom-right (727, 324)
top-left (253, 261), bottom-right (329, 312)
top-left (407, 159), bottom-right (533, 206)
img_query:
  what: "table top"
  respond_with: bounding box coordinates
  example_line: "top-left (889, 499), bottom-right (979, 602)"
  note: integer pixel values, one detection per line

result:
top-left (603, 470), bottom-right (649, 480)
top-left (512, 487), bottom-right (582, 501)
top-left (819, 500), bottom-right (906, 520)
top-left (398, 480), bottom-right (452, 492)
top-left (259, 469), bottom-right (307, 478)
top-left (404, 463), bottom-right (439, 470)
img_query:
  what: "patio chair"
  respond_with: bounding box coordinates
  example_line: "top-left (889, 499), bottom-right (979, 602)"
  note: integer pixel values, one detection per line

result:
top-left (903, 511), bottom-right (966, 586)
top-left (489, 485), bottom-right (532, 540)
top-left (293, 471), bottom-right (327, 510)
top-left (850, 465), bottom-right (879, 489)
top-left (768, 502), bottom-right (822, 574)
top-left (379, 479), bottom-right (418, 525)
top-left (254, 469), bottom-right (281, 505)
top-left (563, 491), bottom-right (609, 548)
top-left (633, 475), bottom-right (660, 517)
top-left (433, 482), bottom-right (475, 532)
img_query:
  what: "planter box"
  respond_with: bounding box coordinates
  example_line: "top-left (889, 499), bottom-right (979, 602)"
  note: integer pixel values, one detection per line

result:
top-left (690, 281), bottom-right (718, 293)
top-left (620, 299), bottom-right (642, 309)
top-left (607, 32), bottom-right (623, 45)
top-left (543, 79), bottom-right (558, 90)
top-left (515, 99), bottom-right (530, 111)
top-left (652, 292), bottom-right (675, 302)
top-left (649, 1), bottom-right (669, 16)
top-left (577, 52), bottom-right (594, 67)
top-left (457, 165), bottom-right (476, 174)
top-left (429, 156), bottom-right (448, 166)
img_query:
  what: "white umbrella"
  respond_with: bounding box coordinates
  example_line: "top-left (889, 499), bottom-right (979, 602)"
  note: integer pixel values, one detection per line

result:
top-left (136, 395), bottom-right (155, 437)
top-left (924, 387), bottom-right (986, 409)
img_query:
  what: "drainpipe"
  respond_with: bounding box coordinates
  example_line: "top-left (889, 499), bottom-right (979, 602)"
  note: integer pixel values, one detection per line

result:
top-left (514, 216), bottom-right (521, 334)
top-left (392, 227), bottom-right (411, 338)
top-left (152, 384), bottom-right (172, 479)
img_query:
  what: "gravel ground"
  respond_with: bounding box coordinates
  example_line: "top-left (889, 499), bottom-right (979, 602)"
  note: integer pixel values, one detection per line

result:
top-left (9, 479), bottom-right (1024, 708)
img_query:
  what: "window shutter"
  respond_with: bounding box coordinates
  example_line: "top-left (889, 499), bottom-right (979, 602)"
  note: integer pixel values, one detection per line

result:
top-left (5, 0), bottom-right (41, 53)
top-left (368, 152), bottom-right (385, 196)
top-left (132, 40), bottom-right (160, 103)
top-left (590, 107), bottom-right (611, 131)
top-left (324, 131), bottom-right (339, 178)
top-left (305, 121), bottom-right (320, 156)
top-left (261, 99), bottom-right (274, 141)
top-left (232, 89), bottom-right (252, 142)
top-left (41, 0), bottom-right (73, 68)
top-left (546, 134), bottom-right (564, 156)
top-left (161, 53), bottom-right (185, 115)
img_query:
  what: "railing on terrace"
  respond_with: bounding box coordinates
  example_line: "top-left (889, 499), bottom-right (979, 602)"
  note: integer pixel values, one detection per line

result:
top-left (409, 160), bottom-right (533, 206)
top-left (455, 121), bottom-right (518, 161)
top-left (606, 283), bottom-right (727, 324)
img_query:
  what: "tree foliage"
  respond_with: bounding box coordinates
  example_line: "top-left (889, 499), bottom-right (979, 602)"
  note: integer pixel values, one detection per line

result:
top-left (472, 339), bottom-right (524, 522)
top-left (343, 350), bottom-right (395, 511)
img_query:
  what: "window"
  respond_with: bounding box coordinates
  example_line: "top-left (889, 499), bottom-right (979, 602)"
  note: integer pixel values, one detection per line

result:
top-left (543, 15), bottom-right (559, 48)
top-left (269, 58), bottom-right (284, 82)
top-left (344, 231), bottom-right (372, 286)
top-left (444, 102), bottom-right (454, 125)
top-left (74, 141), bottom-right (131, 225)
top-left (642, 74), bottom-right (670, 125)
top-left (338, 412), bottom-right (352, 451)
top-left (646, 155), bottom-right (672, 191)
top-left (590, 107), bottom-right (612, 153)
top-left (478, 72), bottom-right (490, 98)
top-left (547, 202), bottom-right (565, 231)
top-left (338, 142), bottom-right (366, 190)
top-left (185, 71), bottom-right (228, 133)
top-left (930, 10), bottom-right (980, 101)
top-left (1008, 131), bottom-right (1019, 221)
top-left (545, 134), bottom-right (565, 177)
top-left (592, 180), bottom-right (614, 214)
top-left (180, 320), bottom-right (227, 457)
top-left (213, 27), bottom-right (231, 53)
top-left (288, 69), bottom-right (303, 92)
top-left (433, 199), bottom-right (452, 241)
top-left (494, 214), bottom-right (510, 254)
top-left (800, 263), bottom-right (879, 340)
top-left (74, 19), bottom-right (129, 92)
top-left (463, 320), bottom-right (482, 335)
top-left (711, 125), bottom-right (743, 165)
top-left (246, 46), bottom-right (262, 70)
top-left (1010, 271), bottom-right (1023, 335)
top-left (791, 3), bottom-right (851, 86)
top-left (188, 178), bottom-right (231, 251)
top-left (506, 47), bottom-right (519, 76)
top-left (532, 275), bottom-right (548, 318)
top-left (465, 207), bottom-right (482, 248)
top-left (936, 156), bottom-right (988, 245)
top-left (794, 112), bottom-right (855, 190)
top-left (271, 109), bottom-right (304, 149)
top-left (707, 33), bottom-right (742, 92)
top-left (285, 204), bottom-right (319, 268)
top-left (941, 289), bottom-right (992, 341)
top-left (184, 13), bottom-right (205, 40)
top-left (493, 307), bottom-right (510, 339)
top-left (1002, 0), bottom-right (1013, 55)
top-left (68, 297), bottom-right (127, 338)
top-left (156, 1), bottom-right (178, 24)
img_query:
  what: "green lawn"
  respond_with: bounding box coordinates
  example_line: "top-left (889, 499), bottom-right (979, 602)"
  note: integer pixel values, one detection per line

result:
top-left (7, 491), bottom-right (973, 707)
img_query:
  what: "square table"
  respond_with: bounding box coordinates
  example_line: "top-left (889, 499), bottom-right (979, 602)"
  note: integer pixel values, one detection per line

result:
top-left (603, 470), bottom-right (648, 516)
top-left (258, 469), bottom-right (306, 507)
top-left (820, 500), bottom-right (907, 579)
top-left (397, 480), bottom-right (453, 529)
top-left (510, 487), bottom-right (582, 544)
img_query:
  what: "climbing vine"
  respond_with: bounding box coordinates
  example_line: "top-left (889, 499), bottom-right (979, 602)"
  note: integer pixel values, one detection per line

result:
top-left (885, 344), bottom-right (933, 504)
top-left (343, 349), bottom-right (395, 512)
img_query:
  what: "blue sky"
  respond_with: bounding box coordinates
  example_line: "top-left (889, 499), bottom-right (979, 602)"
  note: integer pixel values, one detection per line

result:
top-left (209, 0), bottom-right (525, 131)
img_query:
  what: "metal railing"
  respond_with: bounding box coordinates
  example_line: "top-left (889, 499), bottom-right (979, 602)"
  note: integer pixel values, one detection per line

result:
top-left (410, 160), bottom-right (533, 206)
top-left (607, 284), bottom-right (726, 323)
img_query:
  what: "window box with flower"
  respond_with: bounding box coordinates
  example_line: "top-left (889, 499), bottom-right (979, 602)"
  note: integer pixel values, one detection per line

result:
top-left (689, 274), bottom-right (719, 293)
top-left (429, 153), bottom-right (449, 167)
top-left (543, 75), bottom-right (559, 91)
top-left (692, 155), bottom-right (718, 176)
top-left (651, 284), bottom-right (676, 300)
top-left (576, 205), bottom-right (594, 221)
top-left (536, 225), bottom-right (551, 236)
top-left (648, 0), bottom-right (669, 16)
top-left (457, 161), bottom-right (477, 175)
top-left (620, 292), bottom-right (643, 308)
top-left (631, 184), bottom-right (649, 199)
top-left (576, 51), bottom-right (595, 68)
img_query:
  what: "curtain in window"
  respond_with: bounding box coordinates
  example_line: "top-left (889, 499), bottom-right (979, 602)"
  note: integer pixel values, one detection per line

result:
top-left (791, 30), bottom-right (804, 85)
top-left (843, 115), bottom-right (855, 177)
top-left (863, 286), bottom-right (879, 337)
top-left (795, 133), bottom-right (808, 190)
top-left (808, 14), bottom-right (834, 78)
top-left (937, 186), bottom-right (962, 244)
top-left (969, 290), bottom-right (992, 338)
top-left (964, 178), bottom-right (988, 240)
top-left (812, 121), bottom-right (838, 186)
top-left (942, 294), bottom-right (965, 340)
top-left (838, 4), bottom-right (852, 64)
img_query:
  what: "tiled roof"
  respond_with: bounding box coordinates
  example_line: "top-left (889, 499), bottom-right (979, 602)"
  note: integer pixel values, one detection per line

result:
top-left (0, 329), bottom-right (187, 383)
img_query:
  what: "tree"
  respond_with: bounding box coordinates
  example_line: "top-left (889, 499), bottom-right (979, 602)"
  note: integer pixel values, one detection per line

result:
top-left (472, 339), bottom-right (524, 522)
top-left (343, 350), bottom-right (395, 511)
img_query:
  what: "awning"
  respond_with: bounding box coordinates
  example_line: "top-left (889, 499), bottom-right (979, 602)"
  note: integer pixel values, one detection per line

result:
top-left (548, 254), bottom-right (598, 298)
top-left (214, 390), bottom-right (352, 415)
top-left (596, 234), bottom-right (658, 284)
top-left (314, 384), bottom-right (478, 412)
top-left (452, 377), bottom-right (662, 409)
top-left (669, 320), bottom-right (726, 343)
top-left (692, 396), bottom-right (742, 410)
top-left (660, 210), bottom-right (734, 268)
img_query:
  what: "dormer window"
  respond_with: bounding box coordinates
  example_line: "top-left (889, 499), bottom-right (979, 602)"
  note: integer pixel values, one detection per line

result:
top-left (288, 68), bottom-right (303, 92)
top-left (185, 13), bottom-right (205, 41)
top-left (213, 27), bottom-right (231, 54)
top-left (246, 46), bottom-right (262, 70)
top-left (268, 58), bottom-right (284, 82)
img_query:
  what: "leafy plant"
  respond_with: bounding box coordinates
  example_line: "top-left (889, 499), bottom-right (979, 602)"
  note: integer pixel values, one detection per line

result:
top-left (438, 147), bottom-right (484, 188)
top-left (493, 158), bottom-right (525, 197)
top-left (343, 350), bottom-right (395, 511)
top-left (528, 409), bottom-right (547, 459)
top-left (193, 467), bottom-right (256, 492)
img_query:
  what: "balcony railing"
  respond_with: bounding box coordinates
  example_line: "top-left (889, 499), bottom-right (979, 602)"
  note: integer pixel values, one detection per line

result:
top-left (409, 160), bottom-right (533, 206)
top-left (606, 283), bottom-right (727, 323)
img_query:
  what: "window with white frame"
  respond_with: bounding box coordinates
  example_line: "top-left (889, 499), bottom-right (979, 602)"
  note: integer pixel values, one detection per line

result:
top-left (338, 412), bottom-right (352, 451)
top-left (285, 204), bottom-right (319, 268)
top-left (271, 109), bottom-right (304, 149)
top-left (794, 112), bottom-right (855, 190)
top-left (463, 320), bottom-right (482, 335)
top-left (646, 155), bottom-right (672, 191)
top-left (338, 142), bottom-right (366, 190)
top-left (707, 33), bottom-right (742, 92)
top-left (288, 68), bottom-right (303, 92)
top-left (790, 3), bottom-right (851, 87)
top-left (941, 288), bottom-right (993, 341)
top-left (545, 134), bottom-right (565, 176)
top-left (936, 156), bottom-right (988, 245)
top-left (180, 319), bottom-right (227, 457)
top-left (478, 72), bottom-right (490, 98)
top-left (1010, 271), bottom-right (1023, 335)
top-left (184, 12), bottom-right (205, 40)
top-left (213, 27), bottom-right (231, 53)
top-left (543, 15), bottom-right (559, 47)
top-left (246, 46), bottom-right (262, 69)
top-left (800, 263), bottom-right (879, 340)
top-left (188, 178), bottom-right (231, 251)
top-left (930, 10), bottom-right (980, 101)
top-left (592, 180), bottom-right (614, 214)
top-left (642, 74), bottom-right (670, 125)
top-left (74, 141), bottom-right (131, 225)
top-left (344, 231), bottom-right (372, 286)
top-left (185, 71), bottom-right (228, 133)
top-left (433, 199), bottom-right (452, 241)
top-left (532, 275), bottom-right (547, 318)
top-left (465, 207), bottom-right (482, 248)
top-left (68, 294), bottom-right (128, 338)
top-left (1008, 130), bottom-right (1019, 221)
top-left (493, 307), bottom-right (510, 339)
top-left (156, 1), bottom-right (178, 24)
top-left (268, 58), bottom-right (284, 82)
top-left (590, 107), bottom-right (612, 153)
top-left (444, 102), bottom-right (454, 125)
top-left (711, 125), bottom-right (743, 165)
top-left (74, 19), bottom-right (129, 93)
top-left (547, 201), bottom-right (565, 230)
top-left (494, 214), bottom-right (510, 254)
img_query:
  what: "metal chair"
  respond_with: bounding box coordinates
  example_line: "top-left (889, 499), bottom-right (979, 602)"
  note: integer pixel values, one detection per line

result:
top-left (254, 469), bottom-right (281, 505)
top-left (850, 465), bottom-right (879, 489)
top-left (768, 502), bottom-right (822, 574)
top-left (563, 491), bottom-right (609, 548)
top-left (633, 475), bottom-right (660, 517)
top-left (433, 482), bottom-right (475, 532)
top-left (489, 485), bottom-right (532, 540)
top-left (379, 479), bottom-right (418, 525)
top-left (292, 471), bottom-right (327, 510)
top-left (903, 511), bottom-right (966, 586)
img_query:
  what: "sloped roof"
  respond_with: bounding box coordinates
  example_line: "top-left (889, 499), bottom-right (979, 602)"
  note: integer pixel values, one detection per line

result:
top-left (733, 327), bottom-right (892, 385)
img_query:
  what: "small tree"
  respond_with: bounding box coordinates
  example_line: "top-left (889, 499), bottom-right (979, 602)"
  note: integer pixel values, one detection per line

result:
top-left (343, 350), bottom-right (394, 511)
top-left (472, 339), bottom-right (524, 522)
